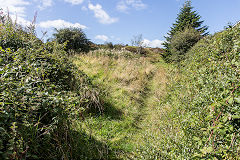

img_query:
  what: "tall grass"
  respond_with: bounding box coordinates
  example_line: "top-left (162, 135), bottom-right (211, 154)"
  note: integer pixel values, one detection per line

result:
top-left (73, 48), bottom-right (169, 159)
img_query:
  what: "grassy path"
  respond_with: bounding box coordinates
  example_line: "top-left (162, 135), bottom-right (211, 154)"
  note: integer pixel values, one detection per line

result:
top-left (72, 50), bottom-right (169, 159)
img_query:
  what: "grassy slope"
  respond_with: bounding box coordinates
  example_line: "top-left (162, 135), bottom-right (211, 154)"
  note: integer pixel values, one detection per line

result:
top-left (72, 49), bottom-right (170, 159)
top-left (71, 25), bottom-right (239, 159)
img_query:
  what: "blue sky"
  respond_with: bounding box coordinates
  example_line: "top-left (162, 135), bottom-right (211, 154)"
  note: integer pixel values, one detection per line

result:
top-left (1, 0), bottom-right (240, 47)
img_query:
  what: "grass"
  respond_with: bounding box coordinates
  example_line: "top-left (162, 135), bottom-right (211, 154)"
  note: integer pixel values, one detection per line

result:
top-left (72, 49), bottom-right (170, 159)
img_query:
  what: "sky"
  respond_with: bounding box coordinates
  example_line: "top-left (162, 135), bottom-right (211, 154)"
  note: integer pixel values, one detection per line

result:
top-left (1, 0), bottom-right (240, 48)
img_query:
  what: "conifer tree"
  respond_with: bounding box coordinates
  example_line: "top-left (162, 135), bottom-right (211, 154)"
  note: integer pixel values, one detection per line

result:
top-left (163, 0), bottom-right (208, 61)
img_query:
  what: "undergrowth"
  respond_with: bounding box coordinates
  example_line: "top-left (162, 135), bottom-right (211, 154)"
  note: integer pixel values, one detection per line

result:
top-left (0, 13), bottom-right (104, 159)
top-left (153, 23), bottom-right (240, 159)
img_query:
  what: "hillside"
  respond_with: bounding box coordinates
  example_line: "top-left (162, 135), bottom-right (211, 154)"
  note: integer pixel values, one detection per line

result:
top-left (70, 23), bottom-right (240, 159)
top-left (72, 49), bottom-right (168, 159)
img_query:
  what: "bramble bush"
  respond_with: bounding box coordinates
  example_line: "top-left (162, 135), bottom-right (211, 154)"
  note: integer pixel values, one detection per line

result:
top-left (159, 23), bottom-right (240, 159)
top-left (183, 24), bottom-right (240, 159)
top-left (0, 13), bottom-right (103, 159)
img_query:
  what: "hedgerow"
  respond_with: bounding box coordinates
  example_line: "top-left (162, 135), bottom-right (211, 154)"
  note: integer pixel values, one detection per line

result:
top-left (159, 23), bottom-right (240, 159)
top-left (0, 14), bottom-right (102, 159)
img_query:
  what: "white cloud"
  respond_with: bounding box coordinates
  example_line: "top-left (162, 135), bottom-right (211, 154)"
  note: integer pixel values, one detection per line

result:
top-left (11, 16), bottom-right (32, 26)
top-left (64, 0), bottom-right (84, 5)
top-left (116, 1), bottom-right (128, 12)
top-left (95, 35), bottom-right (109, 41)
top-left (0, 0), bottom-right (30, 17)
top-left (81, 6), bottom-right (88, 11)
top-left (88, 3), bottom-right (118, 24)
top-left (39, 19), bottom-right (87, 29)
top-left (143, 39), bottom-right (164, 48)
top-left (37, 0), bottom-right (53, 10)
top-left (117, 0), bottom-right (147, 12)
top-left (0, 0), bottom-right (33, 27)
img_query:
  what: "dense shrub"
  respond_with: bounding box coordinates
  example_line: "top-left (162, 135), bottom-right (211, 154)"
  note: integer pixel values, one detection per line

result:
top-left (113, 44), bottom-right (125, 50)
top-left (0, 15), bottom-right (102, 159)
top-left (169, 27), bottom-right (201, 62)
top-left (160, 23), bottom-right (240, 159)
top-left (52, 27), bottom-right (91, 53)
top-left (0, 14), bottom-right (41, 51)
top-left (104, 42), bottom-right (114, 49)
top-left (125, 46), bottom-right (150, 55)
top-left (183, 25), bottom-right (239, 159)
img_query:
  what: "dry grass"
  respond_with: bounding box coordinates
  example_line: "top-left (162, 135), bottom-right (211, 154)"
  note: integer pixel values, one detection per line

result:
top-left (72, 49), bottom-right (170, 159)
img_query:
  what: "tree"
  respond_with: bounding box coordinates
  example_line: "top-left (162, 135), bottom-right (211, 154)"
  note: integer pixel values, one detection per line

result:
top-left (131, 34), bottom-right (145, 54)
top-left (104, 41), bottom-right (114, 49)
top-left (170, 27), bottom-right (201, 62)
top-left (53, 27), bottom-right (91, 53)
top-left (163, 0), bottom-right (208, 61)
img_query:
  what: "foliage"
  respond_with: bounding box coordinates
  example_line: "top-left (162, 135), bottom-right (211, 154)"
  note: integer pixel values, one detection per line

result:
top-left (0, 14), bottom-right (103, 159)
top-left (169, 27), bottom-right (201, 62)
top-left (113, 44), bottom-right (125, 50)
top-left (88, 48), bottom-right (137, 59)
top-left (159, 23), bottom-right (240, 159)
top-left (96, 43), bottom-right (126, 51)
top-left (131, 34), bottom-right (146, 54)
top-left (0, 13), bottom-right (40, 51)
top-left (183, 25), bottom-right (240, 159)
top-left (163, 0), bottom-right (208, 61)
top-left (52, 27), bottom-right (91, 53)
top-left (104, 42), bottom-right (114, 49)
top-left (125, 46), bottom-right (150, 55)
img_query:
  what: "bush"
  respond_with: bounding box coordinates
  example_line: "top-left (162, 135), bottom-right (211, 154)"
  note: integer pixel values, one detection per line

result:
top-left (0, 14), bottom-right (41, 51)
top-left (160, 24), bottom-right (240, 159)
top-left (125, 46), bottom-right (150, 55)
top-left (0, 14), bottom-right (102, 159)
top-left (52, 27), bottom-right (91, 53)
top-left (104, 42), bottom-right (114, 49)
top-left (113, 44), bottom-right (125, 50)
top-left (169, 27), bottom-right (201, 62)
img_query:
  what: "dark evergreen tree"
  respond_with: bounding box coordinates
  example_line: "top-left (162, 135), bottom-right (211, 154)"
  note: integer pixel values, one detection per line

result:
top-left (163, 0), bottom-right (208, 61)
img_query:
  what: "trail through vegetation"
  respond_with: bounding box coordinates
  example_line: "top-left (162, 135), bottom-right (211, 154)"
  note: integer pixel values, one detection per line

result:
top-left (73, 50), bottom-right (170, 159)
top-left (1, 2), bottom-right (239, 158)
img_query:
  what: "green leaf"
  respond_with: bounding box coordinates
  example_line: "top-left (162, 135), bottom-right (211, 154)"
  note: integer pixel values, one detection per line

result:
top-left (200, 146), bottom-right (213, 155)
top-left (228, 97), bottom-right (234, 104)
top-left (222, 116), bottom-right (228, 123)
top-left (234, 97), bottom-right (240, 104)
top-left (193, 136), bottom-right (200, 141)
top-left (232, 115), bottom-right (240, 119)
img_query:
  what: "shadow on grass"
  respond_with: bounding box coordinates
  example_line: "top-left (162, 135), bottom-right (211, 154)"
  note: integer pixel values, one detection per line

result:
top-left (69, 129), bottom-right (120, 160)
top-left (86, 98), bottom-right (123, 120)
top-left (102, 101), bottom-right (123, 120)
